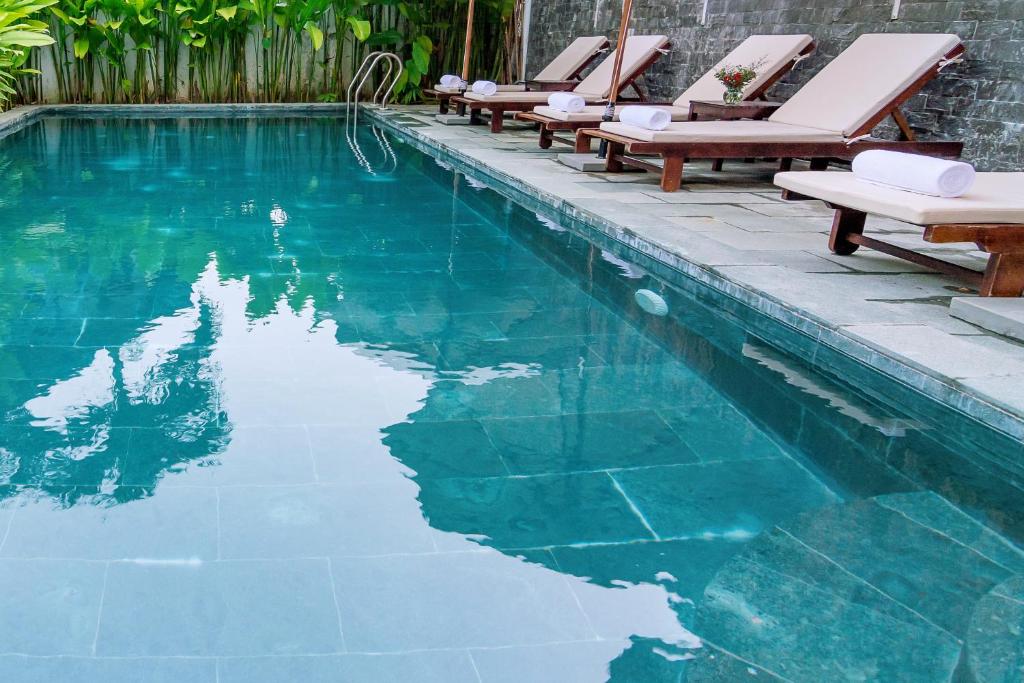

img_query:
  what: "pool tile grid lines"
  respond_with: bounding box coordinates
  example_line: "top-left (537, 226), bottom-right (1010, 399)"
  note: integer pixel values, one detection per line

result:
top-left (357, 104), bottom-right (1024, 442)
top-left (2, 107), bottom-right (1024, 682)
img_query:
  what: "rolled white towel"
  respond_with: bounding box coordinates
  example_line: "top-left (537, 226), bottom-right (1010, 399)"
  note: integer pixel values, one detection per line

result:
top-left (439, 74), bottom-right (464, 88)
top-left (619, 106), bottom-right (671, 131)
top-left (472, 80), bottom-right (498, 96)
top-left (547, 92), bottom-right (586, 113)
top-left (851, 150), bottom-right (976, 198)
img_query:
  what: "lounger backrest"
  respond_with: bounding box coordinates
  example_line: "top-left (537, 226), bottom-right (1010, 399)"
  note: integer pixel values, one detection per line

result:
top-left (573, 35), bottom-right (670, 98)
top-left (672, 34), bottom-right (813, 109)
top-left (534, 36), bottom-right (608, 81)
top-left (768, 33), bottom-right (962, 136)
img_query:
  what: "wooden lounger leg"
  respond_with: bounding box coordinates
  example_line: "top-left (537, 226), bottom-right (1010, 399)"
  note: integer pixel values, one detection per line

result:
top-left (809, 158), bottom-right (830, 171)
top-left (539, 127), bottom-right (553, 150)
top-left (490, 107), bottom-right (505, 133)
top-left (779, 158), bottom-right (793, 172)
top-left (438, 98), bottom-right (449, 115)
top-left (661, 155), bottom-right (684, 193)
top-left (605, 142), bottom-right (626, 172)
top-left (575, 133), bottom-right (592, 154)
top-left (828, 206), bottom-right (867, 255)
top-left (711, 159), bottom-right (724, 172)
top-left (456, 100), bottom-right (467, 117)
top-left (980, 252), bottom-right (1024, 297)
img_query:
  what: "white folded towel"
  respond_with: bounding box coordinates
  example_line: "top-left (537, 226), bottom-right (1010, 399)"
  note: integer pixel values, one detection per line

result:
top-left (619, 106), bottom-right (671, 131)
top-left (852, 150), bottom-right (976, 198)
top-left (547, 92), bottom-right (586, 113)
top-left (472, 80), bottom-right (498, 96)
top-left (439, 74), bottom-right (464, 88)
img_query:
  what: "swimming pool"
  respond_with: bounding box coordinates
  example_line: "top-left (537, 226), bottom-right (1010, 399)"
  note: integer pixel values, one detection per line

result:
top-left (0, 114), bottom-right (1022, 682)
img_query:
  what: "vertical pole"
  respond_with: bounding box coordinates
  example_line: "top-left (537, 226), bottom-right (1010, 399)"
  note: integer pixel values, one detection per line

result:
top-left (522, 0), bottom-right (532, 81)
top-left (461, 0), bottom-right (477, 83)
top-left (598, 0), bottom-right (635, 159)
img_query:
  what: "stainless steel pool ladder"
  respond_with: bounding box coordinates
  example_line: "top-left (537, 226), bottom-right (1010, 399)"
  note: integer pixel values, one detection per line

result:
top-left (346, 51), bottom-right (404, 124)
top-left (344, 52), bottom-right (401, 176)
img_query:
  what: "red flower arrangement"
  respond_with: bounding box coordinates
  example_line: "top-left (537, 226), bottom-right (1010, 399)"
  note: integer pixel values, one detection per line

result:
top-left (713, 61), bottom-right (763, 103)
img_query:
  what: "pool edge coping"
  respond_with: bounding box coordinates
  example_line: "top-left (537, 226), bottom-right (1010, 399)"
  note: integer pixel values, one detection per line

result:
top-left (1, 102), bottom-right (1021, 443)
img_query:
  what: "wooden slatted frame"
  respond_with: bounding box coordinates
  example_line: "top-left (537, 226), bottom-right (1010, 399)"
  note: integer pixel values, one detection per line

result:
top-left (817, 203), bottom-right (1024, 297)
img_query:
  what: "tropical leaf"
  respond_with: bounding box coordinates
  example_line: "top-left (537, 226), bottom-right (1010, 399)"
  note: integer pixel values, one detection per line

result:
top-left (345, 15), bottom-right (369, 41)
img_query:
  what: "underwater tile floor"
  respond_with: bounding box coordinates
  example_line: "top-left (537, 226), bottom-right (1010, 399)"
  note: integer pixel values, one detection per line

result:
top-left (0, 113), bottom-right (1021, 681)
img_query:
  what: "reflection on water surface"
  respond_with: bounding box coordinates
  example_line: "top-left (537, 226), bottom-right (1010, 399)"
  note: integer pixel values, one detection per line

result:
top-left (0, 117), bottom-right (1021, 682)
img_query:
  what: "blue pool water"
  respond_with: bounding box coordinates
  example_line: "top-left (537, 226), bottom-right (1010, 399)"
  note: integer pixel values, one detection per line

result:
top-left (0, 115), bottom-right (1022, 682)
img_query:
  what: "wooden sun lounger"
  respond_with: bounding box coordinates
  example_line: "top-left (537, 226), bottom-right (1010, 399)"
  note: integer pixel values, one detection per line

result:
top-left (516, 35), bottom-right (815, 150)
top-left (775, 171), bottom-right (1024, 296)
top-left (425, 81), bottom-right (577, 116)
top-left (424, 36), bottom-right (609, 115)
top-left (451, 35), bottom-right (670, 133)
top-left (575, 34), bottom-right (966, 192)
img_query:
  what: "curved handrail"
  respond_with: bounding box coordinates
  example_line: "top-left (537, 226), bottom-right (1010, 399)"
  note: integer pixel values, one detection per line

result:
top-left (346, 51), bottom-right (384, 115)
top-left (373, 54), bottom-right (403, 109)
top-left (347, 52), bottom-right (403, 125)
top-left (344, 51), bottom-right (403, 177)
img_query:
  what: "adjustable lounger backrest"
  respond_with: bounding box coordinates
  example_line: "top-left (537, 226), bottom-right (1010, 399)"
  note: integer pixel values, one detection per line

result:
top-left (534, 36), bottom-right (609, 81)
top-left (768, 33), bottom-right (962, 137)
top-left (573, 35), bottom-right (670, 99)
top-left (672, 34), bottom-right (814, 109)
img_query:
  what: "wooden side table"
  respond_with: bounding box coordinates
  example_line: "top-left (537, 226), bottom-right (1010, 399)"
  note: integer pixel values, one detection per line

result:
top-left (687, 99), bottom-right (781, 121)
top-left (687, 100), bottom-right (783, 170)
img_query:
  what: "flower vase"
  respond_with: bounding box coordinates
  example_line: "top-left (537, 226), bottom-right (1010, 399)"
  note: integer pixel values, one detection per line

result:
top-left (722, 87), bottom-right (743, 105)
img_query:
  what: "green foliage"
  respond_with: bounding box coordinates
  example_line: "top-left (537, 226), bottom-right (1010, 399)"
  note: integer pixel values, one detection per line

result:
top-left (0, 0), bottom-right (56, 108)
top-left (15, 0), bottom-right (519, 105)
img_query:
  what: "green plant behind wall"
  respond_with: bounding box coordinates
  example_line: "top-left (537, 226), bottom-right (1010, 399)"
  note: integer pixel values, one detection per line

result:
top-left (17, 0), bottom-right (521, 105)
top-left (1, 0), bottom-right (56, 108)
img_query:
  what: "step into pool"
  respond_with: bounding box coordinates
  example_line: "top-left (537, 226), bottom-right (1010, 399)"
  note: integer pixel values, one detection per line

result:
top-left (1, 115), bottom-right (1022, 682)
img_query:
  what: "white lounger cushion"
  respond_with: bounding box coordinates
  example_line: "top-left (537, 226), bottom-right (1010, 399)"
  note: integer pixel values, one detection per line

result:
top-left (532, 104), bottom-right (691, 122)
top-left (599, 119), bottom-right (842, 143)
top-left (463, 34), bottom-right (669, 102)
top-left (534, 36), bottom-right (608, 81)
top-left (774, 171), bottom-right (1024, 225)
top-left (768, 33), bottom-right (961, 136)
top-left (528, 34), bottom-right (810, 124)
top-left (435, 84), bottom-right (525, 94)
top-left (672, 34), bottom-right (813, 109)
top-left (437, 37), bottom-right (604, 94)
top-left (462, 90), bottom-right (599, 103)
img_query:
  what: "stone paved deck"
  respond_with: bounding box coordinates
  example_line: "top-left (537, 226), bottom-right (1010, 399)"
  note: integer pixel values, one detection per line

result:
top-left (367, 105), bottom-right (1024, 439)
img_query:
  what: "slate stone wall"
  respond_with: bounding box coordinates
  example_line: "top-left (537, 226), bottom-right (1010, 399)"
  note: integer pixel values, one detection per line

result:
top-left (527, 0), bottom-right (1024, 170)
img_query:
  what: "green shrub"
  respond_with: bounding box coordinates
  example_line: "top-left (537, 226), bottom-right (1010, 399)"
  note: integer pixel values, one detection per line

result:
top-left (0, 0), bottom-right (56, 108)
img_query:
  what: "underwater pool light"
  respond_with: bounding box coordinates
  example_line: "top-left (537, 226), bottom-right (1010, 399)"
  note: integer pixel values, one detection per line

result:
top-left (635, 289), bottom-right (668, 316)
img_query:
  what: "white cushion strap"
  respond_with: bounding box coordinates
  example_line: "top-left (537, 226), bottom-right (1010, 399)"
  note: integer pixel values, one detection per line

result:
top-left (937, 56), bottom-right (964, 71)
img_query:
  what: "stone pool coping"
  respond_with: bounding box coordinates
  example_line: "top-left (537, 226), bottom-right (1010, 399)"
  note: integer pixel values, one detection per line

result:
top-left (2, 102), bottom-right (1023, 443)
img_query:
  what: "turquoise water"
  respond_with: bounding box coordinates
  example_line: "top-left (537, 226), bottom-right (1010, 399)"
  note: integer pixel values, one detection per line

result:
top-left (0, 115), bottom-right (1022, 682)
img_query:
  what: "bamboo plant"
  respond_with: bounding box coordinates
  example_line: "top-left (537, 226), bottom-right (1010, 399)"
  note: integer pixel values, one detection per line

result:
top-left (13, 0), bottom-right (522, 106)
